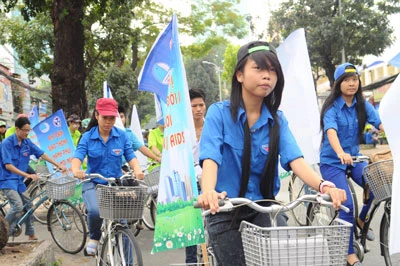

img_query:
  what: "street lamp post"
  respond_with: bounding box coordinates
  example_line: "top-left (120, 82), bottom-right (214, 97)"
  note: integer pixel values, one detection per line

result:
top-left (202, 61), bottom-right (222, 101)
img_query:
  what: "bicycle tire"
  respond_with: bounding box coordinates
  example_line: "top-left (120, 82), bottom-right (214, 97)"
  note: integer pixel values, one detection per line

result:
top-left (348, 181), bottom-right (359, 228)
top-left (381, 200), bottom-right (392, 266)
top-left (30, 184), bottom-right (52, 224)
top-left (98, 226), bottom-right (143, 266)
top-left (150, 194), bottom-right (157, 226)
top-left (47, 200), bottom-right (87, 254)
top-left (142, 194), bottom-right (156, 230)
top-left (288, 174), bottom-right (312, 226)
top-left (0, 214), bottom-right (8, 250)
top-left (306, 201), bottom-right (335, 226)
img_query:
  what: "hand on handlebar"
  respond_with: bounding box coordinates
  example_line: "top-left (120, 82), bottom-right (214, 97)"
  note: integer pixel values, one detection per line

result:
top-left (337, 152), bottom-right (353, 165)
top-left (197, 190), bottom-right (227, 215)
top-left (73, 169), bottom-right (86, 180)
top-left (323, 187), bottom-right (347, 210)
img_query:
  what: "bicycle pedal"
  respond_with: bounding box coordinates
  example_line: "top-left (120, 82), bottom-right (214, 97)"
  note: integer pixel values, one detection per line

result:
top-left (136, 223), bottom-right (144, 230)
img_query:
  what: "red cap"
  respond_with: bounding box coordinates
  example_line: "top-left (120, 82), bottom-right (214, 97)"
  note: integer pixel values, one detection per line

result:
top-left (17, 113), bottom-right (28, 119)
top-left (95, 98), bottom-right (118, 117)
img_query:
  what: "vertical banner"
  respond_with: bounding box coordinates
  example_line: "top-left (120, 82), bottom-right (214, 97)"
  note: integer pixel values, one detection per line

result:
top-left (130, 105), bottom-right (148, 168)
top-left (379, 75), bottom-right (400, 255)
top-left (277, 28), bottom-right (321, 166)
top-left (139, 14), bottom-right (203, 253)
top-left (103, 81), bottom-right (125, 129)
top-left (32, 109), bottom-right (75, 175)
top-left (28, 105), bottom-right (40, 128)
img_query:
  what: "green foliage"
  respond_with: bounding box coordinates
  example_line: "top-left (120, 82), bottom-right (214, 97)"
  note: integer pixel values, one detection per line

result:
top-left (222, 43), bottom-right (240, 83)
top-left (268, 0), bottom-right (399, 85)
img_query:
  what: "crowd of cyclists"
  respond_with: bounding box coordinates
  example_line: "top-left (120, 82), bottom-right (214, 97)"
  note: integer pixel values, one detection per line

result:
top-left (0, 40), bottom-right (391, 266)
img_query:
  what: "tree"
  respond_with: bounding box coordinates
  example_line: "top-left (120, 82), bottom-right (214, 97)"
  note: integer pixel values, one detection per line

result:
top-left (268, 0), bottom-right (400, 86)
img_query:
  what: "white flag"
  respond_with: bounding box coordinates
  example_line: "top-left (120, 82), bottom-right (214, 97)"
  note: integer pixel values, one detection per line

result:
top-left (130, 105), bottom-right (148, 169)
top-left (103, 81), bottom-right (125, 129)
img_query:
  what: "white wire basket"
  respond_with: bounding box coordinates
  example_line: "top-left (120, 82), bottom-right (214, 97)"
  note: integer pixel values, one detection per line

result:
top-left (144, 167), bottom-right (160, 194)
top-left (239, 218), bottom-right (352, 266)
top-left (46, 176), bottom-right (76, 200)
top-left (363, 159), bottom-right (393, 203)
top-left (96, 185), bottom-right (147, 220)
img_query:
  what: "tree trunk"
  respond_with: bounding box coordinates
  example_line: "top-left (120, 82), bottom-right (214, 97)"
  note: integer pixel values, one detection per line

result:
top-left (50, 0), bottom-right (87, 119)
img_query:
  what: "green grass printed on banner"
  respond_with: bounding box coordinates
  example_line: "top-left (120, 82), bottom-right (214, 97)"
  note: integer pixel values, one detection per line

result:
top-left (152, 202), bottom-right (205, 253)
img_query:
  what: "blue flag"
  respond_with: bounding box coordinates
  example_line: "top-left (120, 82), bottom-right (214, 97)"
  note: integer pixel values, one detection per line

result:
top-left (28, 105), bottom-right (40, 128)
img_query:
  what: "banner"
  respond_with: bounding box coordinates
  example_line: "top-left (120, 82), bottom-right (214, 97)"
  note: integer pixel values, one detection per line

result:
top-left (28, 105), bottom-right (40, 128)
top-left (379, 75), bottom-right (400, 255)
top-left (140, 14), bottom-right (203, 253)
top-left (130, 105), bottom-right (148, 169)
top-left (277, 28), bottom-right (321, 166)
top-left (32, 109), bottom-right (75, 175)
top-left (103, 81), bottom-right (125, 129)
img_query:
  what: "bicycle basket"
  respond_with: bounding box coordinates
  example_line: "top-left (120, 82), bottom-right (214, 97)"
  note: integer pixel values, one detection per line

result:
top-left (96, 185), bottom-right (147, 220)
top-left (363, 159), bottom-right (393, 203)
top-left (46, 176), bottom-right (76, 200)
top-left (239, 219), bottom-right (351, 266)
top-left (144, 167), bottom-right (160, 194)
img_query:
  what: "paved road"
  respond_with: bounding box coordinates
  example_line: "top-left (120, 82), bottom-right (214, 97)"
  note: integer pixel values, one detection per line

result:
top-left (8, 144), bottom-right (400, 265)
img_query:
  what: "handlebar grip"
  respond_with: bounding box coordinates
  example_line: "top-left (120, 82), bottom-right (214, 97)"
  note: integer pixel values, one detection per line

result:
top-left (321, 193), bottom-right (350, 213)
top-left (193, 199), bottom-right (225, 208)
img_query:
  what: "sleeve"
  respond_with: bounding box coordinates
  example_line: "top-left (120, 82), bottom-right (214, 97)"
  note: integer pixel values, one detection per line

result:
top-left (278, 111), bottom-right (303, 171)
top-left (122, 130), bottom-right (136, 163)
top-left (126, 129), bottom-right (144, 151)
top-left (74, 132), bottom-right (89, 161)
top-left (365, 101), bottom-right (382, 129)
top-left (199, 103), bottom-right (224, 166)
top-left (323, 106), bottom-right (338, 133)
top-left (1, 140), bottom-right (13, 165)
top-left (27, 139), bottom-right (45, 158)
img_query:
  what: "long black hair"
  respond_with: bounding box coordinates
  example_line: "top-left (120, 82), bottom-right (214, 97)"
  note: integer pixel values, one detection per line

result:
top-left (230, 47), bottom-right (285, 199)
top-left (85, 110), bottom-right (99, 133)
top-left (320, 73), bottom-right (366, 144)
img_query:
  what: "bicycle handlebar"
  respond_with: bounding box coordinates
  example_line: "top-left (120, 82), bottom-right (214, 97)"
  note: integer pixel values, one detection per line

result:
top-left (78, 172), bottom-right (134, 185)
top-left (194, 193), bottom-right (350, 217)
top-left (351, 155), bottom-right (370, 163)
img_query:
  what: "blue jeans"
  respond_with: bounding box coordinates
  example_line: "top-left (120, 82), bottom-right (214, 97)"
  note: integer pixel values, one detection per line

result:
top-left (3, 189), bottom-right (34, 236)
top-left (82, 182), bottom-right (102, 240)
top-left (206, 204), bottom-right (288, 266)
top-left (320, 163), bottom-right (374, 255)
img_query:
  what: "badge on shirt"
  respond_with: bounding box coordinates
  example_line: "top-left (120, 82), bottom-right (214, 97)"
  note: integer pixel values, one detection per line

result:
top-left (112, 149), bottom-right (122, 155)
top-left (261, 144), bottom-right (269, 153)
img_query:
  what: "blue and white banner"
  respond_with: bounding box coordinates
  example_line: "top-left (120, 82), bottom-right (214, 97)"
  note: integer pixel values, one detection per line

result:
top-left (379, 75), bottom-right (400, 255)
top-left (139, 14), bottom-right (202, 253)
top-left (32, 109), bottom-right (75, 175)
top-left (28, 105), bottom-right (40, 128)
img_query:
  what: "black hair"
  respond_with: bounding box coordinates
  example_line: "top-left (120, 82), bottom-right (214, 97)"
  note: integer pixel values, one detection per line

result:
top-left (189, 88), bottom-right (206, 101)
top-left (320, 72), bottom-right (366, 144)
top-left (85, 110), bottom-right (99, 132)
top-left (118, 106), bottom-right (125, 114)
top-left (230, 48), bottom-right (284, 199)
top-left (15, 117), bottom-right (31, 128)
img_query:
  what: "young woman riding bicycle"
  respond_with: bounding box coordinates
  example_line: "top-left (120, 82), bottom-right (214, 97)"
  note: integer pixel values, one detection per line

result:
top-left (319, 62), bottom-right (384, 266)
top-left (71, 98), bottom-right (144, 256)
top-left (196, 41), bottom-right (347, 266)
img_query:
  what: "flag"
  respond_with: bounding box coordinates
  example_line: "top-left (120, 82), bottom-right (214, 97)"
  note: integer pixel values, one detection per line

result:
top-left (103, 81), bottom-right (125, 129)
top-left (142, 14), bottom-right (202, 254)
top-left (28, 105), bottom-right (40, 128)
top-left (277, 28), bottom-right (321, 166)
top-left (130, 105), bottom-right (148, 169)
top-left (379, 75), bottom-right (400, 255)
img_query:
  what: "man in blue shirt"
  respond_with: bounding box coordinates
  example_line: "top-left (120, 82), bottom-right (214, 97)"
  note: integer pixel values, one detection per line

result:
top-left (0, 117), bottom-right (65, 240)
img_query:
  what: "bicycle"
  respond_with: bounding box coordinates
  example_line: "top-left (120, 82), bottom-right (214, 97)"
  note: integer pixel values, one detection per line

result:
top-left (0, 170), bottom-right (87, 254)
top-left (195, 193), bottom-right (352, 266)
top-left (80, 173), bottom-right (147, 266)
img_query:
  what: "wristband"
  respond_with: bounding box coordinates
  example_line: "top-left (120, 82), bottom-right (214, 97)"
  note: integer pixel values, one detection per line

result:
top-left (319, 180), bottom-right (336, 194)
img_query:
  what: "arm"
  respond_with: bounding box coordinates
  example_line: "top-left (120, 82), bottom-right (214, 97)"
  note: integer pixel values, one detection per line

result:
top-left (326, 128), bottom-right (353, 165)
top-left (40, 153), bottom-right (66, 173)
top-left (5, 164), bottom-right (38, 181)
top-left (71, 158), bottom-right (85, 179)
top-left (127, 158), bottom-right (144, 180)
top-left (139, 146), bottom-right (161, 163)
top-left (290, 158), bottom-right (346, 209)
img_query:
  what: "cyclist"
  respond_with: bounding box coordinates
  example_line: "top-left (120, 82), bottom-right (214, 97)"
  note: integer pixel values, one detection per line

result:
top-left (196, 41), bottom-right (347, 265)
top-left (0, 116), bottom-right (66, 240)
top-left (147, 123), bottom-right (164, 172)
top-left (71, 98), bottom-right (144, 256)
top-left (67, 114), bottom-right (82, 147)
top-left (320, 62), bottom-right (384, 266)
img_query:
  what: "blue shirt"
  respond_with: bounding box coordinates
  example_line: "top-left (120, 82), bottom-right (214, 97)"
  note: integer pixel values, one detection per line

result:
top-left (364, 131), bottom-right (373, 144)
top-left (74, 126), bottom-right (136, 184)
top-left (320, 96), bottom-right (381, 170)
top-left (200, 101), bottom-right (303, 200)
top-left (0, 134), bottom-right (44, 192)
top-left (121, 128), bottom-right (144, 166)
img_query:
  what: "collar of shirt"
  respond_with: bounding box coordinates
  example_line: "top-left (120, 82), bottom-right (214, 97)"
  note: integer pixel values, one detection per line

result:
top-left (10, 133), bottom-right (27, 147)
top-left (237, 102), bottom-right (274, 130)
top-left (337, 95), bottom-right (357, 109)
top-left (89, 126), bottom-right (121, 141)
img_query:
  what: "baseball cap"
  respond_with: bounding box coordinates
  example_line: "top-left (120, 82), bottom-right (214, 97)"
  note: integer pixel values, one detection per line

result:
top-left (237, 41), bottom-right (277, 65)
top-left (67, 114), bottom-right (81, 123)
top-left (95, 98), bottom-right (118, 117)
top-left (17, 113), bottom-right (28, 119)
top-left (334, 62), bottom-right (359, 81)
top-left (0, 121), bottom-right (6, 127)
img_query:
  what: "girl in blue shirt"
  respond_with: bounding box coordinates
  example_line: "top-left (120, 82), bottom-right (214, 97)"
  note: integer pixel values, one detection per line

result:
top-left (72, 98), bottom-right (144, 256)
top-left (320, 62), bottom-right (383, 266)
top-left (197, 41), bottom-right (347, 265)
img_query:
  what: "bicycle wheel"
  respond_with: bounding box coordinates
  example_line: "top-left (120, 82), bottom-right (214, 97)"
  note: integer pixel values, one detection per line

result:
top-left (150, 194), bottom-right (157, 226)
top-left (306, 201), bottom-right (336, 226)
top-left (380, 200), bottom-right (400, 266)
top-left (0, 214), bottom-right (8, 250)
top-left (47, 200), bottom-right (87, 254)
top-left (99, 226), bottom-right (143, 266)
top-left (142, 194), bottom-right (156, 230)
top-left (288, 174), bottom-right (313, 226)
top-left (30, 184), bottom-right (52, 224)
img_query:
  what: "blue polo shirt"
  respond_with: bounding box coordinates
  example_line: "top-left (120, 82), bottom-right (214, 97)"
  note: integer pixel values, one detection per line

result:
top-left (74, 126), bottom-right (136, 184)
top-left (0, 134), bottom-right (44, 192)
top-left (121, 128), bottom-right (144, 166)
top-left (320, 96), bottom-right (381, 170)
top-left (200, 101), bottom-right (303, 200)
